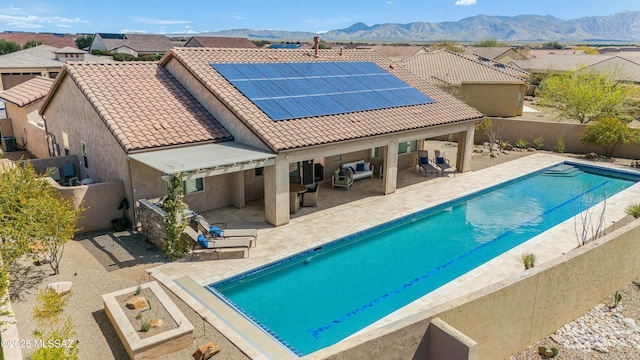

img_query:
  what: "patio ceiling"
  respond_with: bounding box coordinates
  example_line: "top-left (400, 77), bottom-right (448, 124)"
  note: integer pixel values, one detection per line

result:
top-left (129, 141), bottom-right (276, 180)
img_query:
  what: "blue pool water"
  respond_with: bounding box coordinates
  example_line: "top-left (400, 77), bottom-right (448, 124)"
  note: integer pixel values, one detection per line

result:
top-left (208, 163), bottom-right (639, 356)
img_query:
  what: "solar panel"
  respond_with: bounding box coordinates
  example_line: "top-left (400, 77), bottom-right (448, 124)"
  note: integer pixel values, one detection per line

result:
top-left (211, 62), bottom-right (435, 121)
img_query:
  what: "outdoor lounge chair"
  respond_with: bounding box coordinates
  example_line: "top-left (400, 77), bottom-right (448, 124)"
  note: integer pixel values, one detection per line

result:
top-left (195, 215), bottom-right (257, 247)
top-left (434, 151), bottom-right (456, 177)
top-left (417, 150), bottom-right (438, 177)
top-left (183, 225), bottom-right (251, 260)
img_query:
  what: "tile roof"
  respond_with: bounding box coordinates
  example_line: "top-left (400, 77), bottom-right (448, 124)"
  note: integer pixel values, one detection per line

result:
top-left (0, 76), bottom-right (53, 106)
top-left (43, 62), bottom-right (232, 152)
top-left (527, 49), bottom-right (587, 58)
top-left (399, 50), bottom-right (527, 85)
top-left (457, 52), bottom-right (530, 78)
top-left (0, 45), bottom-right (114, 69)
top-left (186, 36), bottom-right (258, 48)
top-left (362, 45), bottom-right (427, 59)
top-left (464, 46), bottom-right (517, 60)
top-left (161, 47), bottom-right (483, 152)
top-left (0, 32), bottom-right (77, 48)
top-left (98, 33), bottom-right (174, 53)
top-left (510, 54), bottom-right (616, 72)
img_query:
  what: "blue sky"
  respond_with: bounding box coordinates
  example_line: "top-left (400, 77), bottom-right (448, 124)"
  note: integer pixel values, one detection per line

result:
top-left (1, 0), bottom-right (639, 35)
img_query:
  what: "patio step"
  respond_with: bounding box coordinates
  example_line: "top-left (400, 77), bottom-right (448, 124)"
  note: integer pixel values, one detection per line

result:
top-left (543, 164), bottom-right (582, 177)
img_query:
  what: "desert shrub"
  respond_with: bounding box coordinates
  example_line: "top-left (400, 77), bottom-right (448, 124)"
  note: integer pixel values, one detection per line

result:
top-left (533, 137), bottom-right (545, 150)
top-left (554, 136), bottom-right (566, 153)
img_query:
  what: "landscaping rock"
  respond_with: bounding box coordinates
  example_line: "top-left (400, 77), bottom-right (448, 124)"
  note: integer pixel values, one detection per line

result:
top-left (151, 318), bottom-right (164, 328)
top-left (126, 296), bottom-right (147, 309)
top-left (192, 341), bottom-right (221, 359)
top-left (47, 281), bottom-right (73, 295)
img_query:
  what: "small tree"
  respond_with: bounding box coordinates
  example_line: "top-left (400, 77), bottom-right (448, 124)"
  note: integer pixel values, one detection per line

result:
top-left (579, 117), bottom-right (637, 158)
top-left (23, 39), bottom-right (44, 49)
top-left (163, 174), bottom-right (188, 260)
top-left (74, 35), bottom-right (93, 49)
top-left (538, 67), bottom-right (633, 123)
top-left (476, 117), bottom-right (502, 148)
top-left (32, 289), bottom-right (78, 360)
top-left (0, 161), bottom-right (80, 274)
top-left (0, 39), bottom-right (21, 55)
top-left (474, 38), bottom-right (507, 47)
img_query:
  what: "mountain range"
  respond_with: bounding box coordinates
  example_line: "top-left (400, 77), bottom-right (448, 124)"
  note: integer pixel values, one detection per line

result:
top-left (194, 11), bottom-right (640, 43)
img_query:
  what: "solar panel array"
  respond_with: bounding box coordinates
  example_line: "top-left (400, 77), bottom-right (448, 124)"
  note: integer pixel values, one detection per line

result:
top-left (210, 61), bottom-right (435, 121)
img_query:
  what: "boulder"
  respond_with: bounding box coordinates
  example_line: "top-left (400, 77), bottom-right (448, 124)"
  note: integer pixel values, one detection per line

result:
top-left (192, 342), bottom-right (221, 359)
top-left (151, 319), bottom-right (164, 328)
top-left (47, 281), bottom-right (73, 295)
top-left (585, 152), bottom-right (598, 159)
top-left (126, 296), bottom-right (147, 310)
top-left (503, 144), bottom-right (514, 151)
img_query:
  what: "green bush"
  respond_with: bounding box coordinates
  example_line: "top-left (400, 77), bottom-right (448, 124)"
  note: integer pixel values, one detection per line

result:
top-left (625, 203), bottom-right (640, 219)
top-left (533, 137), bottom-right (545, 150)
top-left (515, 138), bottom-right (528, 149)
top-left (554, 136), bottom-right (566, 153)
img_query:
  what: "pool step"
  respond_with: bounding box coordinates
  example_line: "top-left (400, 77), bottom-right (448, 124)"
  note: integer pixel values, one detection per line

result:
top-left (543, 165), bottom-right (582, 177)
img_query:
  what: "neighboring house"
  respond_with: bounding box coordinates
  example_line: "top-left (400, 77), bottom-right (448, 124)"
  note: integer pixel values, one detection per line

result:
top-left (510, 54), bottom-right (640, 83)
top-left (0, 31), bottom-right (78, 48)
top-left (359, 45), bottom-right (428, 61)
top-left (0, 76), bottom-right (53, 158)
top-left (88, 33), bottom-right (174, 57)
top-left (457, 52), bottom-right (530, 79)
top-left (526, 49), bottom-right (587, 59)
top-left (183, 36), bottom-right (258, 48)
top-left (465, 46), bottom-right (528, 64)
top-left (0, 45), bottom-right (113, 90)
top-left (40, 47), bottom-right (482, 227)
top-left (398, 49), bottom-right (527, 117)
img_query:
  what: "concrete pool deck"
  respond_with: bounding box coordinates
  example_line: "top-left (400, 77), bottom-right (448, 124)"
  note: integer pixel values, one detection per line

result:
top-left (147, 153), bottom-right (640, 359)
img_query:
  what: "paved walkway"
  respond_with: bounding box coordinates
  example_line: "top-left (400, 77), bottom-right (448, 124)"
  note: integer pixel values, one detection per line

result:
top-left (148, 153), bottom-right (640, 358)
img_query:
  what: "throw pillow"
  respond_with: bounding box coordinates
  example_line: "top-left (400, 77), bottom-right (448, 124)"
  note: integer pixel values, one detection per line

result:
top-left (209, 225), bottom-right (223, 237)
top-left (436, 157), bottom-right (445, 164)
top-left (363, 162), bottom-right (371, 171)
top-left (356, 163), bottom-right (365, 171)
top-left (197, 234), bottom-right (211, 248)
top-left (420, 157), bottom-right (428, 164)
top-left (349, 166), bottom-right (356, 174)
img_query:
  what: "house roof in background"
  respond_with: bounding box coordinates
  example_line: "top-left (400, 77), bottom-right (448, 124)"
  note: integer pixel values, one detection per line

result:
top-left (510, 54), bottom-right (615, 72)
top-left (0, 32), bottom-right (78, 48)
top-left (0, 45), bottom-right (114, 69)
top-left (360, 45), bottom-right (427, 59)
top-left (95, 33), bottom-right (174, 53)
top-left (161, 47), bottom-right (483, 152)
top-left (399, 49), bottom-right (527, 85)
top-left (457, 52), bottom-right (530, 78)
top-left (465, 46), bottom-right (518, 60)
top-left (186, 36), bottom-right (257, 48)
top-left (0, 76), bottom-right (54, 107)
top-left (527, 49), bottom-right (587, 58)
top-left (42, 62), bottom-right (232, 152)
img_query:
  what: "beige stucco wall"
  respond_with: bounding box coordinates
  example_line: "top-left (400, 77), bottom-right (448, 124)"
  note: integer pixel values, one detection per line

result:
top-left (45, 178), bottom-right (125, 232)
top-left (43, 75), bottom-right (135, 220)
top-left (477, 118), bottom-right (640, 160)
top-left (460, 83), bottom-right (525, 117)
top-left (4, 101), bottom-right (49, 158)
top-left (312, 220), bottom-right (640, 360)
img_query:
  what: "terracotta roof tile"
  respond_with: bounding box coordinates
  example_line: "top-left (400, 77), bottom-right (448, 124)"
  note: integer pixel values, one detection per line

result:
top-left (62, 62), bottom-right (231, 152)
top-left (162, 47), bottom-right (483, 152)
top-left (186, 36), bottom-right (258, 49)
top-left (0, 76), bottom-right (54, 106)
top-left (399, 50), bottom-right (527, 85)
top-left (98, 33), bottom-right (174, 53)
top-left (0, 32), bottom-right (77, 48)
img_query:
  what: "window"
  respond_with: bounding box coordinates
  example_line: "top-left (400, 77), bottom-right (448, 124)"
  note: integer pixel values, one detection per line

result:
top-left (398, 141), bottom-right (416, 155)
top-left (255, 167), bottom-right (264, 177)
top-left (371, 147), bottom-right (380, 158)
top-left (183, 178), bottom-right (203, 194)
top-left (81, 141), bottom-right (88, 169)
top-left (62, 132), bottom-right (70, 155)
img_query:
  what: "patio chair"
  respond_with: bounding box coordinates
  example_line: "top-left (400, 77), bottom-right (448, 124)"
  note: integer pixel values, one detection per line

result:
top-left (332, 169), bottom-right (353, 190)
top-left (183, 225), bottom-right (250, 260)
top-left (434, 151), bottom-right (456, 177)
top-left (302, 182), bottom-right (320, 207)
top-left (195, 215), bottom-right (258, 247)
top-left (417, 150), bottom-right (438, 177)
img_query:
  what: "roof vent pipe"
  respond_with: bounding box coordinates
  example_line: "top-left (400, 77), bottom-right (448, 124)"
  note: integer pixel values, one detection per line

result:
top-left (313, 36), bottom-right (319, 58)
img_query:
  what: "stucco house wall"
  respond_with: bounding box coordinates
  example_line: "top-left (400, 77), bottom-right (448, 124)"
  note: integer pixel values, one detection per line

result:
top-left (43, 75), bottom-right (135, 219)
top-left (461, 83), bottom-right (525, 117)
top-left (4, 100), bottom-right (49, 158)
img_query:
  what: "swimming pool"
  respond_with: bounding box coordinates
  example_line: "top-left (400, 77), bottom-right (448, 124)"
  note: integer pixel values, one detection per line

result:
top-left (207, 162), bottom-right (640, 356)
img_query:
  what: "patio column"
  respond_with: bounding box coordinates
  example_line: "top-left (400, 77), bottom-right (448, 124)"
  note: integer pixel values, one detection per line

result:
top-left (264, 156), bottom-right (290, 226)
top-left (455, 123), bottom-right (476, 173)
top-left (383, 140), bottom-right (398, 195)
top-left (230, 171), bottom-right (245, 208)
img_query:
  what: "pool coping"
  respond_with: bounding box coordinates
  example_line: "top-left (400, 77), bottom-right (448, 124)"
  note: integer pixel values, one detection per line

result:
top-left (147, 153), bottom-right (640, 359)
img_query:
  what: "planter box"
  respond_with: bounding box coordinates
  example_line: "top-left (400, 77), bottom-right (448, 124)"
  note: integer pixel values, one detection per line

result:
top-left (103, 281), bottom-right (194, 360)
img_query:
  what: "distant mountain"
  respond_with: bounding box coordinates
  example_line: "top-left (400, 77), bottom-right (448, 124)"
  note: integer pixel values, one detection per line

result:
top-left (192, 11), bottom-right (640, 43)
